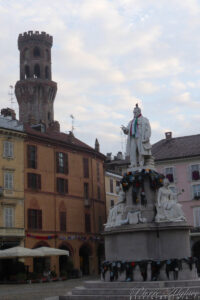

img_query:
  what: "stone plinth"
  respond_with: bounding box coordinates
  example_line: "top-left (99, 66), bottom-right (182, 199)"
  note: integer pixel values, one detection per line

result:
top-left (103, 222), bottom-right (197, 281)
top-left (104, 222), bottom-right (191, 261)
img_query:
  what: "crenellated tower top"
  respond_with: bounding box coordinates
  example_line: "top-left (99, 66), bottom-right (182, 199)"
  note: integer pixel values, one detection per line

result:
top-left (18, 31), bottom-right (53, 49)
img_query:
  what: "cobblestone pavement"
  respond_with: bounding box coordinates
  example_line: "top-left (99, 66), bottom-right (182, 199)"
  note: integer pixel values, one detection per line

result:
top-left (0, 276), bottom-right (99, 300)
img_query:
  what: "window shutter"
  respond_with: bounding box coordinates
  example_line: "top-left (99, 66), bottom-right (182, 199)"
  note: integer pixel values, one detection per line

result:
top-left (187, 165), bottom-right (192, 182)
top-left (3, 141), bottom-right (8, 157)
top-left (60, 211), bottom-right (66, 231)
top-left (56, 152), bottom-right (59, 173)
top-left (9, 142), bottom-right (13, 157)
top-left (37, 174), bottom-right (41, 190)
top-left (27, 145), bottom-right (31, 167)
top-left (65, 179), bottom-right (68, 194)
top-left (56, 178), bottom-right (60, 193)
top-left (35, 146), bottom-right (37, 169)
top-left (28, 209), bottom-right (32, 229)
top-left (64, 153), bottom-right (68, 174)
top-left (38, 210), bottom-right (42, 229)
top-left (83, 158), bottom-right (89, 178)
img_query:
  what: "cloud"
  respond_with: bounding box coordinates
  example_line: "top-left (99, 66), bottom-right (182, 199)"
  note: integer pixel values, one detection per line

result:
top-left (0, 0), bottom-right (200, 155)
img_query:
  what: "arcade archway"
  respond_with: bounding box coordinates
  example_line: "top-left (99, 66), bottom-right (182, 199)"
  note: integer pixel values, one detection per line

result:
top-left (79, 243), bottom-right (92, 275)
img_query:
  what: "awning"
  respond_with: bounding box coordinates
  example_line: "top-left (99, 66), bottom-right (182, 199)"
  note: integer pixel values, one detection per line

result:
top-left (0, 246), bottom-right (44, 259)
top-left (33, 246), bottom-right (69, 256)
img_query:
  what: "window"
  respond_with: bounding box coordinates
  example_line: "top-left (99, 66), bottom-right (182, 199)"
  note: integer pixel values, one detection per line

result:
top-left (110, 199), bottom-right (114, 207)
top-left (3, 141), bottom-right (13, 158)
top-left (97, 186), bottom-right (101, 200)
top-left (25, 65), bottom-right (30, 79)
top-left (57, 178), bottom-right (68, 194)
top-left (165, 167), bottom-right (174, 183)
top-left (85, 214), bottom-right (91, 233)
top-left (83, 158), bottom-right (89, 178)
top-left (28, 209), bottom-right (42, 229)
top-left (116, 180), bottom-right (120, 187)
top-left (192, 184), bottom-right (200, 200)
top-left (110, 179), bottom-right (114, 193)
top-left (56, 152), bottom-right (68, 174)
top-left (27, 173), bottom-right (41, 190)
top-left (4, 207), bottom-right (14, 228)
top-left (97, 163), bottom-right (100, 182)
top-left (84, 183), bottom-right (89, 199)
top-left (45, 66), bottom-right (49, 79)
top-left (193, 207), bottom-right (200, 227)
top-left (34, 64), bottom-right (40, 78)
top-left (191, 165), bottom-right (200, 181)
top-left (4, 172), bottom-right (13, 190)
top-left (33, 47), bottom-right (40, 57)
top-left (60, 211), bottom-right (66, 232)
top-left (46, 49), bottom-right (50, 61)
top-left (27, 145), bottom-right (37, 168)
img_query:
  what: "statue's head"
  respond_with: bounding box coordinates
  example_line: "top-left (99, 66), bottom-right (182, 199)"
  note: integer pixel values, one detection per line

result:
top-left (163, 178), bottom-right (170, 187)
top-left (133, 103), bottom-right (141, 118)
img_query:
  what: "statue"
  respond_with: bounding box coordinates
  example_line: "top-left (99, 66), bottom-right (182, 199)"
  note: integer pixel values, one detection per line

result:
top-left (105, 186), bottom-right (126, 228)
top-left (121, 104), bottom-right (152, 168)
top-left (155, 178), bottom-right (186, 222)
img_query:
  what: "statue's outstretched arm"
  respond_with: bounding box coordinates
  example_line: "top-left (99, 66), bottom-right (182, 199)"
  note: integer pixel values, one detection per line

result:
top-left (121, 125), bottom-right (128, 135)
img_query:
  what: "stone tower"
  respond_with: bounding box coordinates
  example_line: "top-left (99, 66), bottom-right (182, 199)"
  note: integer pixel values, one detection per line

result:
top-left (15, 31), bottom-right (57, 129)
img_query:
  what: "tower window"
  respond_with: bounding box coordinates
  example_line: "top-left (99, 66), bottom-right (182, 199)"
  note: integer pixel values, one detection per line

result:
top-left (34, 64), bottom-right (40, 78)
top-left (25, 65), bottom-right (30, 79)
top-left (45, 66), bottom-right (49, 79)
top-left (46, 49), bottom-right (50, 61)
top-left (23, 48), bottom-right (29, 60)
top-left (33, 47), bottom-right (40, 57)
top-left (48, 112), bottom-right (51, 121)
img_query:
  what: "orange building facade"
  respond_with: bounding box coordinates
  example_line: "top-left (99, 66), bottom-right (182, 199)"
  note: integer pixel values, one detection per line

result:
top-left (24, 128), bottom-right (106, 276)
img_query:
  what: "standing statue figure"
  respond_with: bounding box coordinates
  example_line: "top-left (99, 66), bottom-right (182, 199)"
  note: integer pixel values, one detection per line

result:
top-left (155, 178), bottom-right (186, 222)
top-left (121, 104), bottom-right (152, 167)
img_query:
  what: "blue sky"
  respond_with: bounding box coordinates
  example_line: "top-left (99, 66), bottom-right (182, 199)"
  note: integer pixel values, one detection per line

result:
top-left (0, 0), bottom-right (200, 155)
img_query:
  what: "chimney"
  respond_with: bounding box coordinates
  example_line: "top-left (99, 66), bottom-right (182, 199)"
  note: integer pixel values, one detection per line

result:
top-left (165, 132), bottom-right (172, 140)
top-left (106, 153), bottom-right (112, 161)
top-left (95, 138), bottom-right (100, 152)
top-left (116, 151), bottom-right (123, 160)
top-left (1, 108), bottom-right (16, 120)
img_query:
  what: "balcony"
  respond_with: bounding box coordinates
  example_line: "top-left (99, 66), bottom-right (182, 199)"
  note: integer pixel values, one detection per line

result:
top-left (0, 227), bottom-right (25, 238)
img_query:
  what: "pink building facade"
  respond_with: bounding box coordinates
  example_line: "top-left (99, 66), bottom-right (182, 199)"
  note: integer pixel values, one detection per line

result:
top-left (153, 132), bottom-right (200, 257)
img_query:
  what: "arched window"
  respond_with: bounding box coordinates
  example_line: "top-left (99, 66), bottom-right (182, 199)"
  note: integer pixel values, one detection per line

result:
top-left (33, 47), bottom-right (40, 57)
top-left (25, 65), bottom-right (30, 79)
top-left (45, 66), bottom-right (49, 79)
top-left (46, 49), bottom-right (50, 61)
top-left (34, 64), bottom-right (40, 78)
top-left (23, 48), bottom-right (29, 60)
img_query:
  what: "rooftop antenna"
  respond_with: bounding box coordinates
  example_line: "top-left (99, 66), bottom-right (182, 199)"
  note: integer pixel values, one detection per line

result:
top-left (70, 114), bottom-right (75, 134)
top-left (8, 85), bottom-right (15, 108)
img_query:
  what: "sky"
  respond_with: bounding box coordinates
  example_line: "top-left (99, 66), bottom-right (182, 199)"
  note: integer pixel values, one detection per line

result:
top-left (0, 0), bottom-right (200, 156)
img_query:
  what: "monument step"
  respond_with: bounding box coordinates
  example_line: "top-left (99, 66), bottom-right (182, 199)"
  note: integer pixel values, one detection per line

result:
top-left (72, 287), bottom-right (200, 296)
top-left (84, 279), bottom-right (200, 289)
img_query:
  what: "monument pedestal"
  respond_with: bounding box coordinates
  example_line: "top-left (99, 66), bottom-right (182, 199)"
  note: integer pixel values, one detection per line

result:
top-left (103, 222), bottom-right (197, 281)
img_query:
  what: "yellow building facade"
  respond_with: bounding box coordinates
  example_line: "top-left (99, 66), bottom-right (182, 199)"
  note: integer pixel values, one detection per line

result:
top-left (0, 111), bottom-right (26, 249)
top-left (105, 171), bottom-right (122, 217)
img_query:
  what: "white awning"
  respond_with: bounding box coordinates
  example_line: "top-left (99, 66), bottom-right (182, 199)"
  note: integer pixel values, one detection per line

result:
top-left (0, 246), bottom-right (44, 259)
top-left (33, 247), bottom-right (69, 256)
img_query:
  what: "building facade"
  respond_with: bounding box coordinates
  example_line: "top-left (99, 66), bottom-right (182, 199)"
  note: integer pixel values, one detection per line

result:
top-left (0, 110), bottom-right (25, 250)
top-left (105, 171), bottom-right (122, 216)
top-left (11, 31), bottom-right (106, 276)
top-left (152, 132), bottom-right (200, 257)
